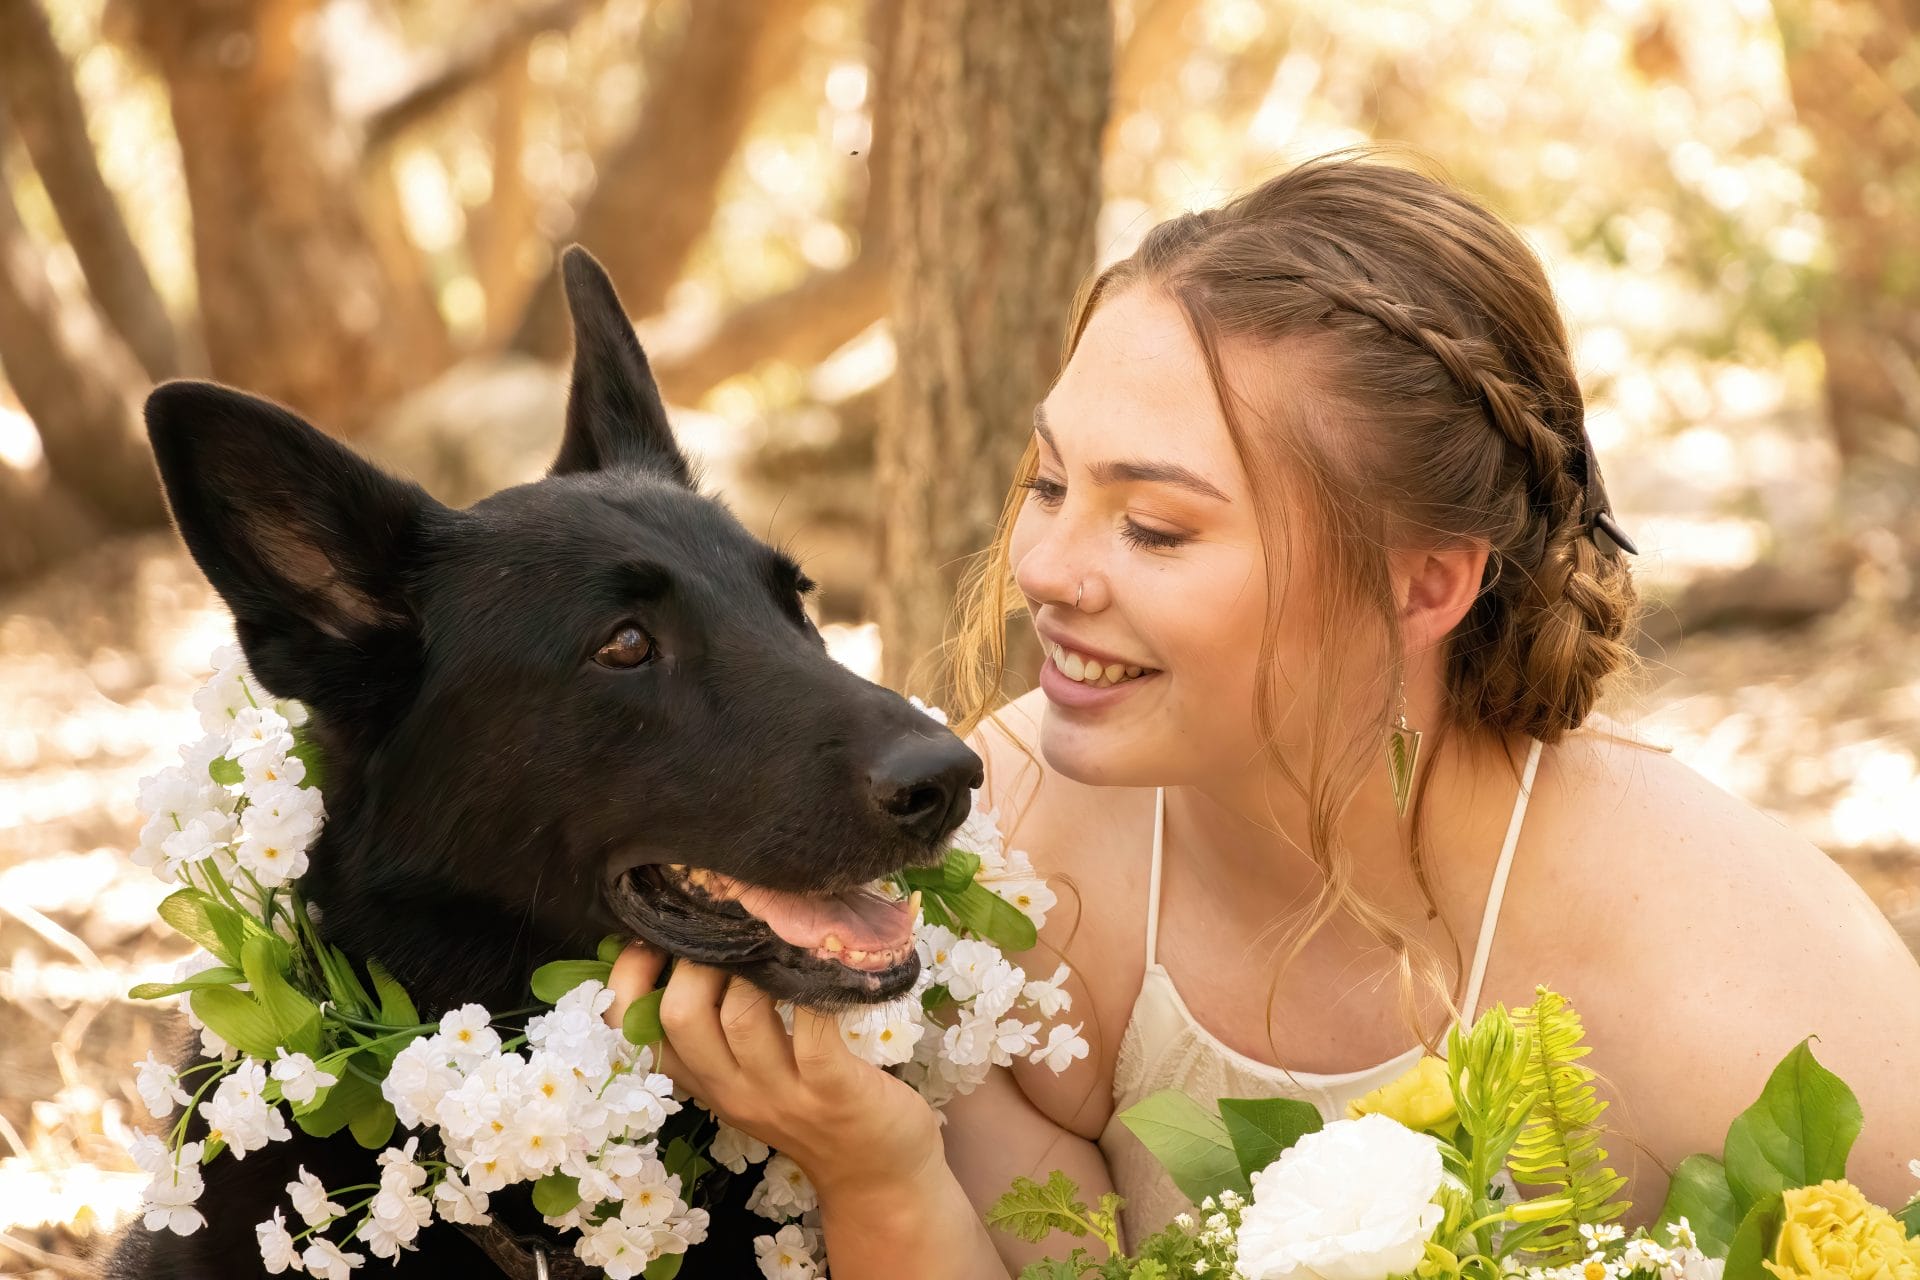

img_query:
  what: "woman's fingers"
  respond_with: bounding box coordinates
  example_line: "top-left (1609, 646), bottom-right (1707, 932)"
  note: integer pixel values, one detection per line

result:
top-left (658, 961), bottom-right (740, 1082)
top-left (602, 940), bottom-right (668, 1030)
top-left (789, 1003), bottom-right (858, 1088)
top-left (717, 972), bottom-right (796, 1079)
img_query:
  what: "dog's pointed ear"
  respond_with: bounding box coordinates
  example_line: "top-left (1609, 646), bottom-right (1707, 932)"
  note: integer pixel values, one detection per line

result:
top-left (146, 380), bottom-right (447, 719)
top-left (551, 246), bottom-right (694, 486)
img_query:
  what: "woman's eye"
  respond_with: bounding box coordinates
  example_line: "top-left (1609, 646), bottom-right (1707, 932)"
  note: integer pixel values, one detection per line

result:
top-left (1019, 476), bottom-right (1067, 507)
top-left (595, 624), bottom-right (657, 670)
top-left (1122, 520), bottom-right (1188, 551)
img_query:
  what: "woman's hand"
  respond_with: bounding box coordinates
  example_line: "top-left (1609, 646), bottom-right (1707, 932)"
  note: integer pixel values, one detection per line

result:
top-left (604, 941), bottom-right (942, 1200)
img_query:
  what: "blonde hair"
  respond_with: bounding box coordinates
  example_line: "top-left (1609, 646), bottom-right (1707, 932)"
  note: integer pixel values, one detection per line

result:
top-left (948, 151), bottom-right (1640, 1049)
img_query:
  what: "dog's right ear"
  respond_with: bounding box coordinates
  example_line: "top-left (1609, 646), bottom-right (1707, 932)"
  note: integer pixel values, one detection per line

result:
top-left (550, 246), bottom-right (694, 487)
top-left (146, 380), bottom-right (447, 721)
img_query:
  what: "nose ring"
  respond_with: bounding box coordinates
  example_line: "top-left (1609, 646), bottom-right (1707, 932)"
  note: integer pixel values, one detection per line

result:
top-left (1074, 582), bottom-right (1084, 609)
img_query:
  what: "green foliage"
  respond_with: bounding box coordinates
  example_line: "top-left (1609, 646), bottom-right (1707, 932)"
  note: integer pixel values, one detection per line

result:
top-left (662, 1136), bottom-right (712, 1187)
top-left (643, 1256), bottom-right (683, 1280)
top-left (1445, 1006), bottom-right (1537, 1221)
top-left (289, 724), bottom-right (326, 791)
top-left (208, 755), bottom-right (243, 786)
top-left (899, 848), bottom-right (1038, 952)
top-left (348, 1095), bottom-right (398, 1149)
top-left (1117, 1090), bottom-right (1249, 1205)
top-left (128, 965), bottom-right (246, 1000)
top-left (1721, 1040), bottom-right (1861, 1213)
top-left (987, 1170), bottom-right (1123, 1257)
top-left (1722, 1193), bottom-right (1786, 1280)
top-left (596, 934), bottom-right (626, 965)
top-left (158, 887), bottom-right (252, 967)
top-left (532, 958), bottom-right (615, 1004)
top-left (240, 934), bottom-right (322, 1057)
top-left (622, 989), bottom-right (664, 1050)
top-left (292, 1056), bottom-right (382, 1138)
top-left (365, 958), bottom-right (420, 1027)
top-left (1218, 1097), bottom-right (1321, 1184)
top-left (1656, 1155), bottom-right (1740, 1257)
top-left (1506, 988), bottom-right (1627, 1264)
top-left (532, 1172), bottom-right (583, 1216)
top-left (189, 985), bottom-right (283, 1059)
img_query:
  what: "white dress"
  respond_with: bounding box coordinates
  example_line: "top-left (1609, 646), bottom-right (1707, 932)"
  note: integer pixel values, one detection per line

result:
top-left (1096, 740), bottom-right (1544, 1246)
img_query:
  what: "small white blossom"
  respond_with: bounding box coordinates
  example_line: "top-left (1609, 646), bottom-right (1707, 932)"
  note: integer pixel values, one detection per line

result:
top-left (711, 1120), bottom-right (772, 1174)
top-left (135, 1052), bottom-right (192, 1118)
top-left (1028, 1023), bottom-right (1090, 1073)
top-left (202, 1058), bottom-right (291, 1157)
top-left (270, 1050), bottom-right (337, 1107)
top-left (437, 1004), bottom-right (501, 1064)
top-left (255, 1207), bottom-right (303, 1273)
top-left (1021, 962), bottom-right (1073, 1018)
top-left (288, 1168), bottom-right (345, 1226)
top-left (433, 1171), bottom-right (492, 1225)
top-left (301, 1237), bottom-right (365, 1279)
top-left (746, 1153), bottom-right (818, 1220)
top-left (755, 1222), bottom-right (823, 1280)
top-left (134, 1137), bottom-right (207, 1237)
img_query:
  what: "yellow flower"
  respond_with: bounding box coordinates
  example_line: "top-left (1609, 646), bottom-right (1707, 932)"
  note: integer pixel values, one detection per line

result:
top-left (1345, 1055), bottom-right (1457, 1135)
top-left (1764, 1180), bottom-right (1920, 1280)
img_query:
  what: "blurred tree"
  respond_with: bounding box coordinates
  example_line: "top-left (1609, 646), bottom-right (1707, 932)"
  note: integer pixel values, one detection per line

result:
top-left (876, 0), bottom-right (1112, 695)
top-left (1772, 0), bottom-right (1920, 469)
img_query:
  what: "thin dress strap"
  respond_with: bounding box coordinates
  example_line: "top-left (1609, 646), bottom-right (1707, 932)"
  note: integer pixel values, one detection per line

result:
top-left (1460, 738), bottom-right (1544, 1018)
top-left (1145, 787), bottom-right (1167, 967)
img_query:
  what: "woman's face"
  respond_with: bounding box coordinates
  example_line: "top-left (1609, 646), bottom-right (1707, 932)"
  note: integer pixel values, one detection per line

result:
top-left (1011, 285), bottom-right (1312, 788)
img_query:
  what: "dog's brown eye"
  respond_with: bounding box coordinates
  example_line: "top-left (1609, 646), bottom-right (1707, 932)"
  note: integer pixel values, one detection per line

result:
top-left (595, 625), bottom-right (656, 669)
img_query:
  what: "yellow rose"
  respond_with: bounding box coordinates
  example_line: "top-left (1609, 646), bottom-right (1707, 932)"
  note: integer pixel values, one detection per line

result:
top-left (1345, 1055), bottom-right (1457, 1135)
top-left (1764, 1180), bottom-right (1920, 1280)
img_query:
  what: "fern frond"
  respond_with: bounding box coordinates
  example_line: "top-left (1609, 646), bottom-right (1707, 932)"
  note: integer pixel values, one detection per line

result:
top-left (1507, 987), bottom-right (1628, 1265)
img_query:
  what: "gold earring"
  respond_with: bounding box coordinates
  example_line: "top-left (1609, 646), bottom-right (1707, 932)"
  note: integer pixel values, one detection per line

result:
top-left (1386, 682), bottom-right (1421, 817)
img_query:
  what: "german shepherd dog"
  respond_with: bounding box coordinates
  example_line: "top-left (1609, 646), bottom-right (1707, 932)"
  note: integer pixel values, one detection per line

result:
top-left (105, 248), bottom-right (981, 1277)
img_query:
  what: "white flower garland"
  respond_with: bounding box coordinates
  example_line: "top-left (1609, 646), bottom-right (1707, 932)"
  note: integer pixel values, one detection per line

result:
top-left (125, 646), bottom-right (1087, 1279)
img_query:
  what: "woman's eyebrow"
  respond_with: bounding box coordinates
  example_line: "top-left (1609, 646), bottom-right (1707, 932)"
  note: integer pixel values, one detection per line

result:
top-left (1032, 403), bottom-right (1230, 503)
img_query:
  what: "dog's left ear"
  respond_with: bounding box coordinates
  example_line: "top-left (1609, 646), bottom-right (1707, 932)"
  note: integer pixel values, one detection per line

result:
top-left (146, 380), bottom-right (447, 722)
top-left (550, 246), bottom-right (694, 487)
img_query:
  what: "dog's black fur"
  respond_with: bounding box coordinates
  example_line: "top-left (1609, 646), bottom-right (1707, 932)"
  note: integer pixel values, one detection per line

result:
top-left (104, 248), bottom-right (980, 1278)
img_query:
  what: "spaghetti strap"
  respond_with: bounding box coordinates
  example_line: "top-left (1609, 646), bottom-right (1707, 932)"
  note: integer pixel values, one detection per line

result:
top-left (1460, 738), bottom-right (1543, 1018)
top-left (1145, 787), bottom-right (1167, 967)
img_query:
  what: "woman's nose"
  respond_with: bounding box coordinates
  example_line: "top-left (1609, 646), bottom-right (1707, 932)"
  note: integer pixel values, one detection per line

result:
top-left (1014, 516), bottom-right (1099, 612)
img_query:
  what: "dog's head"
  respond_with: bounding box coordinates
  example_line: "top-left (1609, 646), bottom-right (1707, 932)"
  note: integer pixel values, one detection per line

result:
top-left (145, 248), bottom-right (980, 1007)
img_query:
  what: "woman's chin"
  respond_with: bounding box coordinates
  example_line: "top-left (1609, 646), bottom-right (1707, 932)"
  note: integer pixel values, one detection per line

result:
top-left (1038, 719), bottom-right (1157, 789)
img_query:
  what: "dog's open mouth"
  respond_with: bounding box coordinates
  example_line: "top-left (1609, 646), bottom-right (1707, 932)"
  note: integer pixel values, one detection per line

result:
top-left (605, 862), bottom-right (924, 1002)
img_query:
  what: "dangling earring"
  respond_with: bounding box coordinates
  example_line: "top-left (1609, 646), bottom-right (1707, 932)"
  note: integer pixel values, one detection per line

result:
top-left (1386, 681), bottom-right (1422, 818)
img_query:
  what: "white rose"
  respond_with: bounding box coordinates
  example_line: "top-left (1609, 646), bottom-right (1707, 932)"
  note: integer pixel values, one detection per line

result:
top-left (1234, 1113), bottom-right (1446, 1280)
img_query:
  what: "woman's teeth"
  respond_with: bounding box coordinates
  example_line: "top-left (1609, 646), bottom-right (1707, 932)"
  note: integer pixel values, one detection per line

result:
top-left (1050, 644), bottom-right (1146, 687)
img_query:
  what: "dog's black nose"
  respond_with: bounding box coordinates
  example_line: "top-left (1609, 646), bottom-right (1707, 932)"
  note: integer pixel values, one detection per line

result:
top-left (869, 734), bottom-right (984, 843)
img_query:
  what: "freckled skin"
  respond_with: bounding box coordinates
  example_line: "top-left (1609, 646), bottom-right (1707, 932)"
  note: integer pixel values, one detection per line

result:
top-left (107, 251), bottom-right (980, 1277)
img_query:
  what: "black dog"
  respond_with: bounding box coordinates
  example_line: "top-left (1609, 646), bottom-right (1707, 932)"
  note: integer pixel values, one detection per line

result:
top-left (105, 248), bottom-right (980, 1278)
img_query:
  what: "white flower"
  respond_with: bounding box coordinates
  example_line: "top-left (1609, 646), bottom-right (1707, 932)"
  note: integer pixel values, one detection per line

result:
top-left (986, 875), bottom-right (1057, 929)
top-left (1581, 1223), bottom-right (1626, 1251)
top-left (357, 1183), bottom-right (432, 1259)
top-left (836, 997), bottom-right (925, 1067)
top-left (301, 1237), bottom-right (365, 1279)
top-left (916, 922), bottom-right (961, 979)
top-left (288, 1168), bottom-right (346, 1226)
top-left (160, 815), bottom-right (227, 879)
top-left (202, 1058), bottom-right (291, 1157)
top-left (230, 706), bottom-right (295, 761)
top-left (1623, 1237), bottom-right (1673, 1274)
top-left (746, 1153), bottom-right (818, 1220)
top-left (136, 1138), bottom-right (207, 1237)
top-left (256, 1207), bottom-right (303, 1273)
top-left (437, 1004), bottom-right (501, 1064)
top-left (1021, 963), bottom-right (1073, 1018)
top-left (711, 1120), bottom-right (772, 1174)
top-left (382, 1036), bottom-right (462, 1128)
top-left (271, 1050), bottom-right (337, 1107)
top-left (1234, 1113), bottom-right (1446, 1280)
top-left (1910, 1158), bottom-right (1920, 1182)
top-left (755, 1223), bottom-right (823, 1279)
top-left (992, 1018), bottom-right (1041, 1063)
top-left (433, 1171), bottom-right (492, 1225)
top-left (1665, 1218), bottom-right (1697, 1252)
top-left (1028, 1023), bottom-right (1090, 1074)
top-left (135, 1051), bottom-right (192, 1118)
top-left (237, 830), bottom-right (310, 886)
top-left (943, 938), bottom-right (1011, 1002)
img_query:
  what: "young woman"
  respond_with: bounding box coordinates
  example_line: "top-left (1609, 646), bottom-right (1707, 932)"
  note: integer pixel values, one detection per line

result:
top-left (607, 154), bottom-right (1920, 1277)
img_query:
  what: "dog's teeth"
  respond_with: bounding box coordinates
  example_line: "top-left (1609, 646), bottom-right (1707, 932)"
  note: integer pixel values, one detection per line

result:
top-left (822, 935), bottom-right (843, 953)
top-left (846, 948), bottom-right (869, 963)
top-left (667, 863), bottom-right (687, 872)
top-left (908, 889), bottom-right (922, 919)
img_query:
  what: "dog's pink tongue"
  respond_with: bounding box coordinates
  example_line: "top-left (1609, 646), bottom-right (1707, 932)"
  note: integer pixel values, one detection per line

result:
top-left (733, 883), bottom-right (913, 953)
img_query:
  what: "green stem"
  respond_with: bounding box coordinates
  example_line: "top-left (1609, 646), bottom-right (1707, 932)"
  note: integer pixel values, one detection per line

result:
top-left (169, 1065), bottom-right (231, 1149)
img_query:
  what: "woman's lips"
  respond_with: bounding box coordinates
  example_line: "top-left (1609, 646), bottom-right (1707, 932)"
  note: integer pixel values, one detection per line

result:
top-left (1038, 653), bottom-right (1160, 709)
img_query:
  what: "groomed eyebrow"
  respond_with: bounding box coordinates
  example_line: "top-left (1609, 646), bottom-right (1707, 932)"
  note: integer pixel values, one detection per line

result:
top-left (1033, 403), bottom-right (1230, 503)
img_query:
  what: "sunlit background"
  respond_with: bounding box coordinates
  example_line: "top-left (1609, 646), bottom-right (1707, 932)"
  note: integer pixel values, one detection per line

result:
top-left (2, 0), bottom-right (1917, 1272)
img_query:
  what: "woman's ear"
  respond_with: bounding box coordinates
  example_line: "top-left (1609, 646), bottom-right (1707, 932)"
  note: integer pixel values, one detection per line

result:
top-left (1391, 543), bottom-right (1490, 657)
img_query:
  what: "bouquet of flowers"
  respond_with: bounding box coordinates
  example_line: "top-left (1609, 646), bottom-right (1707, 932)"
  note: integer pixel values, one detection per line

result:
top-left (126, 645), bottom-right (1087, 1278)
top-left (991, 988), bottom-right (1920, 1280)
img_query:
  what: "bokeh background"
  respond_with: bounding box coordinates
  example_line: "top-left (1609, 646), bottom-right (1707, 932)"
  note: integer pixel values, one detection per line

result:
top-left (2, 0), bottom-right (1917, 1273)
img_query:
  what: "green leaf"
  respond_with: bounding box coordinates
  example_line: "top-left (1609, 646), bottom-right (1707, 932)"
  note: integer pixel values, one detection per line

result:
top-left (348, 1095), bottom-right (397, 1149)
top-left (643, 1255), bottom-right (683, 1280)
top-left (1219, 1096), bottom-right (1322, 1182)
top-left (1657, 1154), bottom-right (1740, 1258)
top-left (365, 958), bottom-right (419, 1027)
top-left (128, 965), bottom-right (247, 1000)
top-left (157, 889), bottom-right (245, 966)
top-left (942, 848), bottom-right (982, 891)
top-left (943, 882), bottom-right (1039, 953)
top-left (1722, 1193), bottom-right (1785, 1280)
top-left (532, 1173), bottom-right (583, 1217)
top-left (189, 986), bottom-right (281, 1058)
top-left (662, 1136), bottom-right (712, 1187)
top-left (986, 1169), bottom-right (1095, 1244)
top-left (1897, 1198), bottom-right (1920, 1239)
top-left (313, 941), bottom-right (375, 1019)
top-left (596, 934), bottom-right (626, 965)
top-left (1118, 1089), bottom-right (1249, 1205)
top-left (622, 989), bottom-right (664, 1049)
top-left (1016, 1259), bottom-right (1084, 1280)
top-left (289, 725), bottom-right (325, 791)
top-left (919, 982), bottom-right (951, 1013)
top-left (241, 936), bottom-right (322, 1056)
top-left (293, 1058), bottom-right (380, 1137)
top-left (531, 959), bottom-right (614, 1005)
top-left (1723, 1040), bottom-right (1862, 1216)
top-left (208, 756), bottom-right (243, 786)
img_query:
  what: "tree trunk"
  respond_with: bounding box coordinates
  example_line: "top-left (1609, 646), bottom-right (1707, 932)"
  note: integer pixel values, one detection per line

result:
top-left (1772, 0), bottom-right (1920, 467)
top-left (0, 0), bottom-right (186, 382)
top-left (877, 1), bottom-right (1111, 697)
top-left (509, 0), bottom-right (811, 358)
top-left (0, 148), bottom-right (163, 535)
top-left (120, 0), bottom-right (448, 430)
